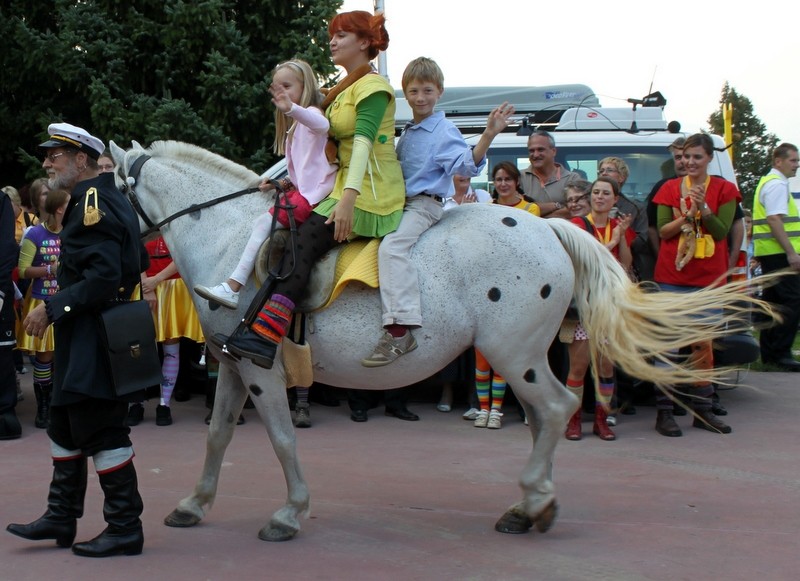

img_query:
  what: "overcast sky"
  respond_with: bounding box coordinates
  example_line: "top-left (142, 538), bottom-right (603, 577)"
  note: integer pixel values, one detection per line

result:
top-left (339, 0), bottom-right (799, 145)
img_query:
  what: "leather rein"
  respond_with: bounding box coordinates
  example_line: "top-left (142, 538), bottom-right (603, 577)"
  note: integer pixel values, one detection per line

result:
top-left (121, 153), bottom-right (262, 239)
top-left (120, 152), bottom-right (298, 284)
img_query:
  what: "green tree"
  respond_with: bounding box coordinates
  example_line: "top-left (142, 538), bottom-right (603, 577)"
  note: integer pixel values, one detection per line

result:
top-left (0, 0), bottom-right (342, 188)
top-left (708, 82), bottom-right (778, 208)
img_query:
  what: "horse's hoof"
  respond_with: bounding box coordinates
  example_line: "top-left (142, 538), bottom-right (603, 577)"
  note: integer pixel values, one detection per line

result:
top-left (258, 522), bottom-right (298, 542)
top-left (532, 500), bottom-right (558, 533)
top-left (164, 509), bottom-right (202, 528)
top-left (494, 508), bottom-right (533, 534)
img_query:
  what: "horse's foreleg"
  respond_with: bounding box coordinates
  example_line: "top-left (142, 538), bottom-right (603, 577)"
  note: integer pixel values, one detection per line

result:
top-left (164, 363), bottom-right (247, 528)
top-left (495, 368), bottom-right (577, 535)
top-left (245, 366), bottom-right (310, 542)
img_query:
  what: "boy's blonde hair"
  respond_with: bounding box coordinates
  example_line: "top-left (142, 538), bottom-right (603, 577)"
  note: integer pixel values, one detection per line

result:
top-left (401, 57), bottom-right (444, 93)
top-left (272, 59), bottom-right (323, 156)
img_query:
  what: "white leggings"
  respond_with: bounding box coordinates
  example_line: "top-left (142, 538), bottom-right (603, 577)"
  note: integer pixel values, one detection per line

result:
top-left (229, 212), bottom-right (277, 286)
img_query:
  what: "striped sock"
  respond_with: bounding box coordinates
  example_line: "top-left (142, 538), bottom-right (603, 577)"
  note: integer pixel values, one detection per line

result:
top-left (295, 386), bottom-right (309, 405)
top-left (597, 376), bottom-right (615, 411)
top-left (490, 374), bottom-right (506, 412)
top-left (565, 377), bottom-right (584, 401)
top-left (475, 349), bottom-right (491, 410)
top-left (160, 342), bottom-right (180, 406)
top-left (33, 357), bottom-right (52, 384)
top-left (251, 294), bottom-right (295, 344)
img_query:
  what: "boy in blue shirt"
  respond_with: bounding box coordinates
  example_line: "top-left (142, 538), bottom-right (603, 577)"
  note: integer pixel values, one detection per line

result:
top-left (362, 57), bottom-right (513, 367)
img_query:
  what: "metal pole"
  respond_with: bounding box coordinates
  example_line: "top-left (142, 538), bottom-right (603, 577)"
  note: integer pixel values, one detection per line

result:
top-left (373, 0), bottom-right (388, 81)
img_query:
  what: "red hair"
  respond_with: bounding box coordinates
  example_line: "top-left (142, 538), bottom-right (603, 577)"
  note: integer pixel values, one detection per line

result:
top-left (328, 10), bottom-right (389, 59)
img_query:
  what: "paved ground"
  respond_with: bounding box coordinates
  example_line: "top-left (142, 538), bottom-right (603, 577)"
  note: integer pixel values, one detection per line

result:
top-left (2, 367), bottom-right (798, 581)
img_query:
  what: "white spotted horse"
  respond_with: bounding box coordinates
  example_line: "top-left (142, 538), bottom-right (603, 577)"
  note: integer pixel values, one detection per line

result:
top-left (110, 140), bottom-right (770, 542)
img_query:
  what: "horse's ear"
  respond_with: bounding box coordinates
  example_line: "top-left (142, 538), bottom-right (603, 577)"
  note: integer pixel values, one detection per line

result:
top-left (109, 141), bottom-right (126, 167)
top-left (131, 139), bottom-right (144, 150)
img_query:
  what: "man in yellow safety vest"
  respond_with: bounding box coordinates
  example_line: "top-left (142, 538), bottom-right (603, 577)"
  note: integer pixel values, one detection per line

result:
top-left (752, 142), bottom-right (800, 371)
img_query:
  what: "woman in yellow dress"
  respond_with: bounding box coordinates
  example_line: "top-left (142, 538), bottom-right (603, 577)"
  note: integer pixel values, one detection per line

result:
top-left (220, 10), bottom-right (405, 369)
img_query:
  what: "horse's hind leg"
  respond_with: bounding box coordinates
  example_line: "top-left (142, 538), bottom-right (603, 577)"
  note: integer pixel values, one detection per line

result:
top-left (164, 363), bottom-right (247, 528)
top-left (245, 367), bottom-right (310, 542)
top-left (495, 365), bottom-right (578, 535)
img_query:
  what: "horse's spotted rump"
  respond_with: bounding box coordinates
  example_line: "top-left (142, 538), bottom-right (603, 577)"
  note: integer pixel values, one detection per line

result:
top-left (524, 369), bottom-right (536, 383)
top-left (501, 217), bottom-right (518, 227)
top-left (488, 287), bottom-right (501, 302)
top-left (249, 384), bottom-right (263, 396)
top-left (541, 284), bottom-right (551, 299)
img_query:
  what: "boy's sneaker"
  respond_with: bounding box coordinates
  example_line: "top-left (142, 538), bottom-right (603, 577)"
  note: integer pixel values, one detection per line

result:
top-left (194, 282), bottom-right (239, 309)
top-left (487, 410), bottom-right (503, 429)
top-left (361, 331), bottom-right (417, 367)
top-left (474, 410), bottom-right (489, 428)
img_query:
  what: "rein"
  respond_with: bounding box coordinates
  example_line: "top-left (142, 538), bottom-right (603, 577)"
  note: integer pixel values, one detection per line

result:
top-left (122, 153), bottom-right (261, 239)
top-left (120, 151), bottom-right (299, 309)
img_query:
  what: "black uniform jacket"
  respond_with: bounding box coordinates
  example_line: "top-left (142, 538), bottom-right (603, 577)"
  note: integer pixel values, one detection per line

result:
top-left (46, 173), bottom-right (149, 405)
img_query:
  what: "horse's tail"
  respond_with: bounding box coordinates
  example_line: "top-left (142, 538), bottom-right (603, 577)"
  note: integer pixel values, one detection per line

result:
top-left (546, 218), bottom-right (777, 387)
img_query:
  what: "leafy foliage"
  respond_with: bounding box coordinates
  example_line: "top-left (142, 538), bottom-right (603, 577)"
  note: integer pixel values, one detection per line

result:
top-left (0, 0), bottom-right (342, 187)
top-left (708, 82), bottom-right (778, 208)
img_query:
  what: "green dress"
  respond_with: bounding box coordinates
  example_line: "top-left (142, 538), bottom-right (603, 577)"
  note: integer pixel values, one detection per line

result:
top-left (315, 74), bottom-right (405, 238)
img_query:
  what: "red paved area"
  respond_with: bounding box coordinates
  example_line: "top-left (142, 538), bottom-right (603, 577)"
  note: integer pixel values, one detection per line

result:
top-left (2, 368), bottom-right (798, 580)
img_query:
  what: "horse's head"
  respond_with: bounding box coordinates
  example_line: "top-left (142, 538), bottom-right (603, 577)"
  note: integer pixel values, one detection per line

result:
top-left (109, 140), bottom-right (266, 238)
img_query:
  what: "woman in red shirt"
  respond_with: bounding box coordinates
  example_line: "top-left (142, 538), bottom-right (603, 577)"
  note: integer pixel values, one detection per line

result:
top-left (652, 133), bottom-right (740, 437)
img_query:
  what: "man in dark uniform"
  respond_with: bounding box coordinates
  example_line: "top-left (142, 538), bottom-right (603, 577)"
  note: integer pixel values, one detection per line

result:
top-left (0, 187), bottom-right (21, 440)
top-left (7, 123), bottom-right (149, 557)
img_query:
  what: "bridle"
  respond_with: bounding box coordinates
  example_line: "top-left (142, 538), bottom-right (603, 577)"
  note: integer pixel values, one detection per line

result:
top-left (120, 153), bottom-right (260, 239)
top-left (119, 152), bottom-right (298, 286)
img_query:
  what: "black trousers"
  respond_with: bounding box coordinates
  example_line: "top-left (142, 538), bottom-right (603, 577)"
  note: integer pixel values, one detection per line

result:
top-left (47, 399), bottom-right (132, 456)
top-left (0, 318), bottom-right (16, 415)
top-left (758, 253), bottom-right (800, 361)
top-left (271, 212), bottom-right (340, 305)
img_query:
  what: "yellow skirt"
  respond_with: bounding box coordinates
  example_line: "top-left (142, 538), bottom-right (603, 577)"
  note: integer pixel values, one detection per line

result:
top-left (142, 278), bottom-right (205, 343)
top-left (17, 297), bottom-right (55, 353)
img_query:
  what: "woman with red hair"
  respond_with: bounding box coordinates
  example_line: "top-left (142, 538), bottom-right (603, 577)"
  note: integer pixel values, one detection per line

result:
top-left (219, 11), bottom-right (406, 370)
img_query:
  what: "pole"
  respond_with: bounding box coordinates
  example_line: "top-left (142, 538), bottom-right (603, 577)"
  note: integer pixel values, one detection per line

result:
top-left (373, 0), bottom-right (388, 81)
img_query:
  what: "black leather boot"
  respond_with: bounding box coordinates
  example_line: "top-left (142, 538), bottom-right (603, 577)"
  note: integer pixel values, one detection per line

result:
top-left (7, 457), bottom-right (88, 547)
top-left (71, 462), bottom-right (144, 557)
top-left (33, 382), bottom-right (52, 429)
top-left (655, 409), bottom-right (682, 437)
top-left (223, 327), bottom-right (278, 370)
top-left (692, 408), bottom-right (732, 434)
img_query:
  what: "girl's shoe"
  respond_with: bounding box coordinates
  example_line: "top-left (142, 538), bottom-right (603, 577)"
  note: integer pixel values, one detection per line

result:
top-left (487, 410), bottom-right (503, 429)
top-left (194, 282), bottom-right (239, 309)
top-left (474, 410), bottom-right (489, 428)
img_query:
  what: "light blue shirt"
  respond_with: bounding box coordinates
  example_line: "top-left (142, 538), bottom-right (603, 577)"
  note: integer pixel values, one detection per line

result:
top-left (396, 111), bottom-right (486, 198)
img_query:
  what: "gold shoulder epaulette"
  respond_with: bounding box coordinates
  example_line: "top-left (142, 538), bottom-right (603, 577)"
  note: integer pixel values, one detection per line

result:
top-left (83, 187), bottom-right (105, 226)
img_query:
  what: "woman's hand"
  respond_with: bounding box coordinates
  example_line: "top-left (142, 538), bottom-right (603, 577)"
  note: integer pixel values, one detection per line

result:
top-left (325, 189), bottom-right (357, 242)
top-left (618, 213), bottom-right (633, 232)
top-left (687, 184), bottom-right (706, 214)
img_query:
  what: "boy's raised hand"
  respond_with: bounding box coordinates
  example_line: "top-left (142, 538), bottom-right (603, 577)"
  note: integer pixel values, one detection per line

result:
top-left (486, 102), bottom-right (515, 136)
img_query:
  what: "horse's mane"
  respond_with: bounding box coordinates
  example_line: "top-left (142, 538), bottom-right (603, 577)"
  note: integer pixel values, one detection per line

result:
top-left (144, 140), bottom-right (260, 186)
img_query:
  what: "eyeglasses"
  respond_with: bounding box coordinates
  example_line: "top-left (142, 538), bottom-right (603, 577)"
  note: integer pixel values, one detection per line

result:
top-left (44, 151), bottom-right (71, 163)
top-left (598, 167), bottom-right (620, 174)
top-left (566, 194), bottom-right (588, 205)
